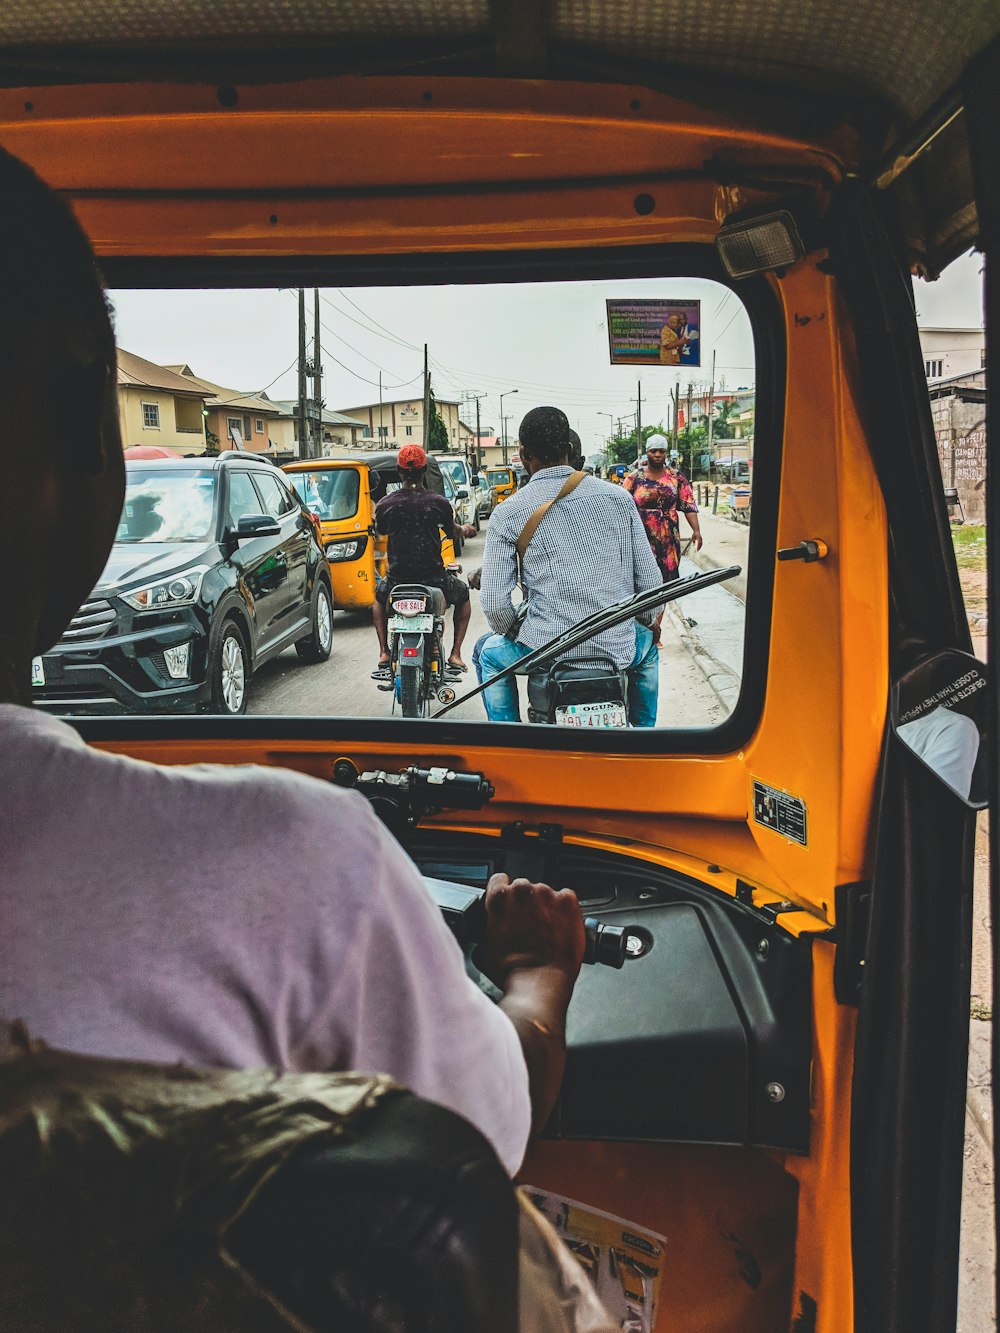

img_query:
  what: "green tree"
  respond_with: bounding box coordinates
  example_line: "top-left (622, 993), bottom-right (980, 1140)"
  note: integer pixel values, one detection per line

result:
top-left (427, 390), bottom-right (450, 452)
top-left (712, 399), bottom-right (737, 440)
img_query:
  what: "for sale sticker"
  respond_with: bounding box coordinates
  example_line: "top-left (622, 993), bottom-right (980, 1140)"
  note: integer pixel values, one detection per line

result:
top-left (752, 780), bottom-right (807, 846)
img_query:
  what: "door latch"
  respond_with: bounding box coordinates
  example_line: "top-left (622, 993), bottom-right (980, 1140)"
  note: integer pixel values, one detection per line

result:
top-left (777, 539), bottom-right (829, 563)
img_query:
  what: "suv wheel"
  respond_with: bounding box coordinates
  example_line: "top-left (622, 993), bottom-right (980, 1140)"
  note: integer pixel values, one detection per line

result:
top-left (296, 580), bottom-right (334, 664)
top-left (210, 620), bottom-right (249, 715)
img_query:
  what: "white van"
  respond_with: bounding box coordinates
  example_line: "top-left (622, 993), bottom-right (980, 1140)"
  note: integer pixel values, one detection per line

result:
top-left (433, 454), bottom-right (491, 529)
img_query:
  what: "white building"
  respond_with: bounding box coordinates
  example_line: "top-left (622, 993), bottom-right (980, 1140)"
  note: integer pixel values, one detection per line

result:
top-left (918, 327), bottom-right (985, 381)
top-left (335, 397), bottom-right (473, 454)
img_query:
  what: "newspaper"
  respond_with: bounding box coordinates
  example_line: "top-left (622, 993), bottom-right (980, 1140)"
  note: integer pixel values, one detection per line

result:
top-left (522, 1187), bottom-right (666, 1333)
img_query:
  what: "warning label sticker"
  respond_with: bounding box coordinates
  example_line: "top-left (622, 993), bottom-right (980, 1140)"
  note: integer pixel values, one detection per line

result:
top-left (752, 780), bottom-right (807, 846)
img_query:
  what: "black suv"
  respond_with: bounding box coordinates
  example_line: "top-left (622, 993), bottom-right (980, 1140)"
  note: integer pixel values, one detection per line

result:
top-left (32, 454), bottom-right (334, 715)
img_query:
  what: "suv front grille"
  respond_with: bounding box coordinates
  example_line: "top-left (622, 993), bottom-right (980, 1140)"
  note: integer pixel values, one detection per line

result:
top-left (58, 599), bottom-right (116, 643)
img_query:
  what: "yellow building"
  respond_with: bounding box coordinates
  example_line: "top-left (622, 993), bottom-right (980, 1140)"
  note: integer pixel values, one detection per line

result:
top-left (117, 350), bottom-right (209, 454)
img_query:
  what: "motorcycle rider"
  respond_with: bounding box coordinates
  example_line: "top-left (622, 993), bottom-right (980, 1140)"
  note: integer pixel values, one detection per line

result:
top-left (371, 443), bottom-right (476, 680)
top-left (478, 406), bottom-right (663, 725)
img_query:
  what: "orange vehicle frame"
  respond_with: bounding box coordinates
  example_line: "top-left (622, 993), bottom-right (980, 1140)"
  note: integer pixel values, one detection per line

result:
top-left (0, 75), bottom-right (886, 1330)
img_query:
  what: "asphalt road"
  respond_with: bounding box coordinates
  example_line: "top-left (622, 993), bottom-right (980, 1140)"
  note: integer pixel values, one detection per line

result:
top-left (248, 523), bottom-right (737, 727)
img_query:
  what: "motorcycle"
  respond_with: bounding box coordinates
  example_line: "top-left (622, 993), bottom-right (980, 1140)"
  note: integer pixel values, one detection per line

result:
top-left (383, 582), bottom-right (457, 718)
top-left (436, 565), bottom-right (741, 726)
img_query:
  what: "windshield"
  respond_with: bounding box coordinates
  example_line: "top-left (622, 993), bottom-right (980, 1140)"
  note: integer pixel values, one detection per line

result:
top-left (116, 472), bottom-right (218, 543)
top-left (287, 468), bottom-right (361, 521)
top-left (54, 275), bottom-right (757, 734)
top-left (438, 458), bottom-right (466, 486)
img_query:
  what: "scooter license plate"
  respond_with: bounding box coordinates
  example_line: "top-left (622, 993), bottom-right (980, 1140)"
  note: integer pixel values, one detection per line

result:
top-left (389, 614), bottom-right (434, 634)
top-left (555, 700), bottom-right (628, 728)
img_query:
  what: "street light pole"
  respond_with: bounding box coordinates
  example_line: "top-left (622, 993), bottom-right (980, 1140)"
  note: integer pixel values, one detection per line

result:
top-left (499, 388), bottom-right (519, 465)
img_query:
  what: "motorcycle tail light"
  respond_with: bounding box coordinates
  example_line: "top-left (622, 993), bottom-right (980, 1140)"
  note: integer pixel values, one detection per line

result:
top-left (402, 647), bottom-right (419, 657)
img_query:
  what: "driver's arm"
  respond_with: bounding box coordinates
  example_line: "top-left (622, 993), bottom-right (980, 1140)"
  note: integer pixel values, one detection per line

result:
top-left (479, 874), bottom-right (586, 1137)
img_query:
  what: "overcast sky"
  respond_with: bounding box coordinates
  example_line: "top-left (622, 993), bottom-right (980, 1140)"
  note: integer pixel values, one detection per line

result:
top-left (109, 251), bottom-right (983, 455)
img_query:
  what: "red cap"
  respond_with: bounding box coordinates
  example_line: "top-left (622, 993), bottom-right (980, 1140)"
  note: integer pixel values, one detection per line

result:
top-left (397, 443), bottom-right (427, 471)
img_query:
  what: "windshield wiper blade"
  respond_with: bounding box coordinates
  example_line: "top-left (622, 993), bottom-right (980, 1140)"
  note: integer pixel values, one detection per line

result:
top-left (432, 564), bottom-right (741, 719)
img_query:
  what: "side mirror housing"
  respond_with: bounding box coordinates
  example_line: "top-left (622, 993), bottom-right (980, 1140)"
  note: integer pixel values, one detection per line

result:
top-left (232, 514), bottom-right (281, 540)
top-left (456, 487), bottom-right (470, 500)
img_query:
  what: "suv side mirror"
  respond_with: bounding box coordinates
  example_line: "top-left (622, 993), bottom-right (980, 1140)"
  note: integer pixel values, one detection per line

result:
top-left (232, 514), bottom-right (281, 539)
top-left (456, 487), bottom-right (470, 500)
top-left (471, 474), bottom-right (481, 485)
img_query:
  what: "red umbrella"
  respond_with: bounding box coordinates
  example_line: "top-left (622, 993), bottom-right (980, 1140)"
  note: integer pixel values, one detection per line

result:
top-left (123, 445), bottom-right (175, 460)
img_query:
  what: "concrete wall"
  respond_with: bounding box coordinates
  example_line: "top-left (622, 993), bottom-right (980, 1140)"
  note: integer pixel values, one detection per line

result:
top-left (932, 393), bottom-right (986, 523)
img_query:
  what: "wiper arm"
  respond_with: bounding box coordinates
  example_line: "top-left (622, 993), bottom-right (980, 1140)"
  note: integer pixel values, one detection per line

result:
top-left (432, 565), bottom-right (741, 719)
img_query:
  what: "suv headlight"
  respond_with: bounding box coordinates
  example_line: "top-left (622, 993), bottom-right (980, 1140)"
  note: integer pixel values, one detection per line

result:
top-left (325, 536), bottom-right (368, 562)
top-left (120, 566), bottom-right (209, 611)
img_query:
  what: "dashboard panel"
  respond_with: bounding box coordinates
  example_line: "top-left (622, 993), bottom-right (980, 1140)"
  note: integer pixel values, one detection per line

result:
top-left (408, 826), bottom-right (812, 1154)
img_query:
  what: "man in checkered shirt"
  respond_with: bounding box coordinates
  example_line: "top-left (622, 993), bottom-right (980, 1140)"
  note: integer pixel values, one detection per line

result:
top-left (478, 406), bottom-right (662, 725)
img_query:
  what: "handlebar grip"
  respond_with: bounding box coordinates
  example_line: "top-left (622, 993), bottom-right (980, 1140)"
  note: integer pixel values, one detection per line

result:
top-left (423, 876), bottom-right (628, 969)
top-left (584, 917), bottom-right (628, 969)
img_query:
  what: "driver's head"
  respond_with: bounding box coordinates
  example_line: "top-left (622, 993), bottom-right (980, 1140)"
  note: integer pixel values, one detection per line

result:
top-left (0, 148), bottom-right (124, 683)
top-left (518, 407), bottom-right (572, 469)
top-left (396, 443), bottom-right (428, 485)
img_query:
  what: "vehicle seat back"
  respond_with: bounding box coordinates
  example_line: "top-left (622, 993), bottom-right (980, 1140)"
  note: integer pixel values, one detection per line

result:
top-left (0, 1024), bottom-right (518, 1332)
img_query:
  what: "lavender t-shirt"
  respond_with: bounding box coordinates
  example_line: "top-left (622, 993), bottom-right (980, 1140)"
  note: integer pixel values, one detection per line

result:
top-left (0, 705), bottom-right (530, 1175)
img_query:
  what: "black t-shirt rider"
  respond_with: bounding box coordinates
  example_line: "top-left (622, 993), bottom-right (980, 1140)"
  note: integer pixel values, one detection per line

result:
top-left (374, 445), bottom-right (460, 596)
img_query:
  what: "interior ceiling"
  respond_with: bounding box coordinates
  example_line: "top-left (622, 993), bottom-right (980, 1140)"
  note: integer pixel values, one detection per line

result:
top-left (0, 0), bottom-right (997, 273)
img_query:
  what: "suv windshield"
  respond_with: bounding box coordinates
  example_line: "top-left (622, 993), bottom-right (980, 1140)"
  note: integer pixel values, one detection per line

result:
top-left (116, 472), bottom-right (218, 543)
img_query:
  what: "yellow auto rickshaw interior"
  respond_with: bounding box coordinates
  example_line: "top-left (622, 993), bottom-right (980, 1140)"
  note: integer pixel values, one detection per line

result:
top-left (4, 3), bottom-right (987, 1317)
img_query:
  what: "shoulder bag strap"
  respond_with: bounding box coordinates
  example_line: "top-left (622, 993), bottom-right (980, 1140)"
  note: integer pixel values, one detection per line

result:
top-left (515, 471), bottom-right (586, 559)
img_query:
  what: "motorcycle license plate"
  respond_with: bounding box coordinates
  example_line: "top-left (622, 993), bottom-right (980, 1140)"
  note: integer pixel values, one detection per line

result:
top-left (555, 701), bottom-right (628, 728)
top-left (389, 614), bottom-right (434, 634)
top-left (392, 598), bottom-right (426, 614)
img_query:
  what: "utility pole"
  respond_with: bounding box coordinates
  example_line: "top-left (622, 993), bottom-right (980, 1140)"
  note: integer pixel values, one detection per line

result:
top-left (311, 288), bottom-right (322, 458)
top-left (707, 350), bottom-right (716, 463)
top-left (378, 372), bottom-right (383, 448)
top-left (671, 382), bottom-right (680, 454)
top-left (686, 382), bottom-right (694, 477)
top-left (463, 392), bottom-right (487, 471)
top-left (634, 381), bottom-right (643, 461)
top-left (297, 288), bottom-right (307, 459)
top-left (422, 344), bottom-right (431, 451)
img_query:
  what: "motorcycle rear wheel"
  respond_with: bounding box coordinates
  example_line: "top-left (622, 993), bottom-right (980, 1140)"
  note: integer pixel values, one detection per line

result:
top-left (399, 662), bottom-right (424, 717)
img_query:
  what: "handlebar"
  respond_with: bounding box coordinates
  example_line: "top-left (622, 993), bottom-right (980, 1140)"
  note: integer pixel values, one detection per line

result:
top-left (423, 875), bottom-right (628, 969)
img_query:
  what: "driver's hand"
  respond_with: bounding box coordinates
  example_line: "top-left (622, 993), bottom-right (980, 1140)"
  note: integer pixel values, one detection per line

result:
top-left (462, 524), bottom-right (477, 538)
top-left (468, 566), bottom-right (482, 590)
top-left (479, 874), bottom-right (586, 987)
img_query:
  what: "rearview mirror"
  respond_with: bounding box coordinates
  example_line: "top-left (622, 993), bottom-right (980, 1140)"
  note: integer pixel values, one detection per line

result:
top-left (890, 649), bottom-right (989, 808)
top-left (456, 487), bottom-right (470, 499)
top-left (232, 514), bottom-right (281, 539)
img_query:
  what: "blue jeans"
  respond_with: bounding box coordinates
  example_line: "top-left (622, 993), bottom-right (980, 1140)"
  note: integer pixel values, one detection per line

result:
top-left (478, 623), bottom-right (658, 726)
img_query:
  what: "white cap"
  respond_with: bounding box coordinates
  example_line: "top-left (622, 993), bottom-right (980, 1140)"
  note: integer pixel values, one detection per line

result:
top-left (645, 433), bottom-right (669, 450)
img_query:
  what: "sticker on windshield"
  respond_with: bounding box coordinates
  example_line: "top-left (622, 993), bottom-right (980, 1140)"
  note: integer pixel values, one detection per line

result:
top-left (752, 780), bottom-right (807, 846)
